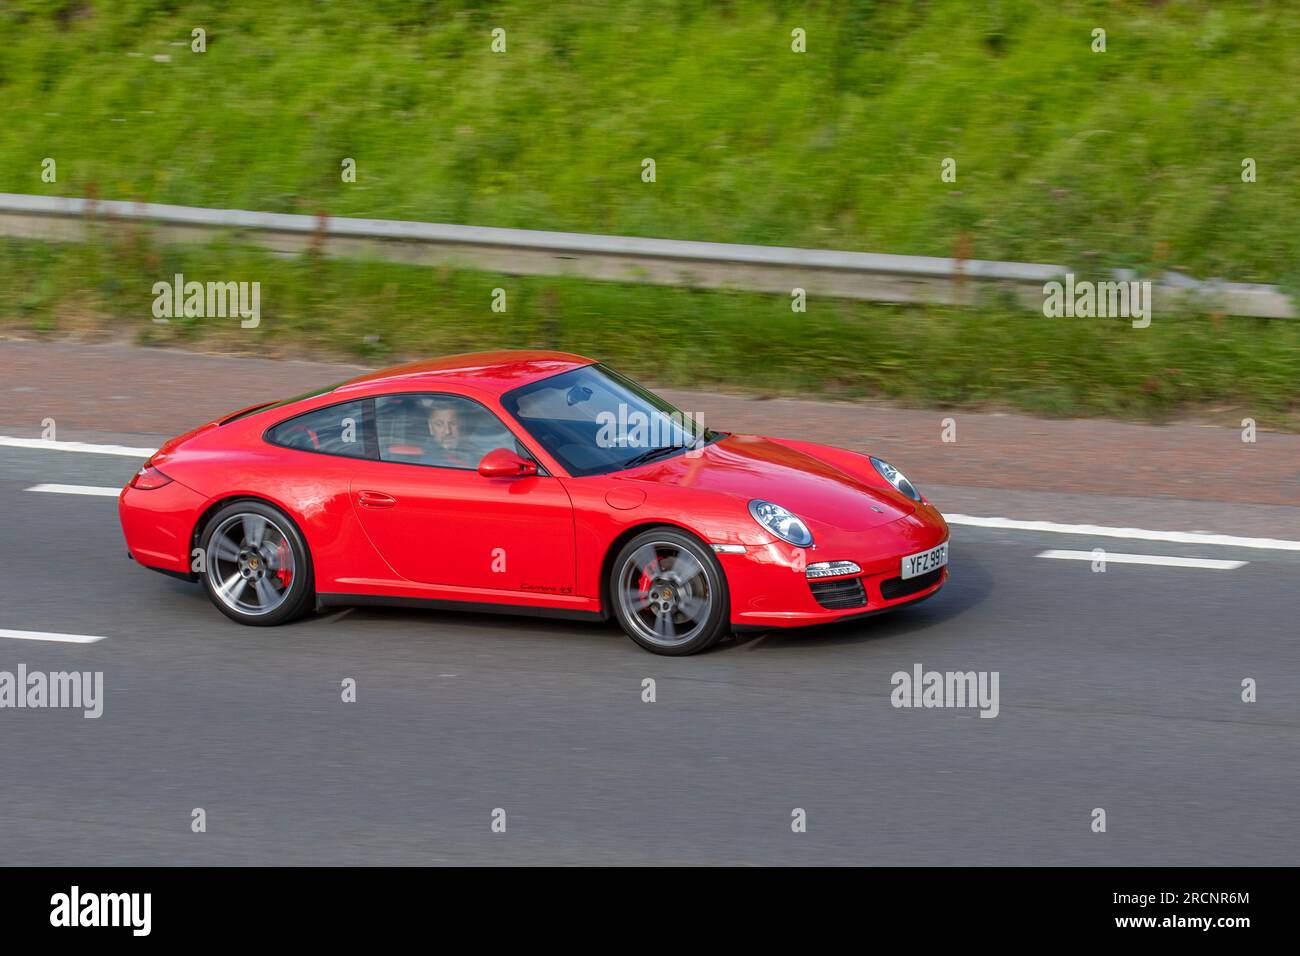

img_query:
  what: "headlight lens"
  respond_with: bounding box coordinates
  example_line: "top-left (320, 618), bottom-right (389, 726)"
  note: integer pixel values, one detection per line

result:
top-left (748, 499), bottom-right (813, 546)
top-left (870, 457), bottom-right (922, 502)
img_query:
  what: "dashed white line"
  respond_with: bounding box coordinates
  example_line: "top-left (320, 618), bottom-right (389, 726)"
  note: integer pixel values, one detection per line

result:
top-left (1037, 550), bottom-right (1246, 570)
top-left (26, 483), bottom-right (121, 497)
top-left (0, 628), bottom-right (108, 644)
top-left (0, 436), bottom-right (156, 458)
top-left (946, 514), bottom-right (1300, 552)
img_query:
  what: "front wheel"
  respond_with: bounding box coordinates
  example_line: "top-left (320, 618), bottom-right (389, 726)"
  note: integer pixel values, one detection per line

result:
top-left (610, 528), bottom-right (730, 655)
top-left (199, 500), bottom-right (315, 626)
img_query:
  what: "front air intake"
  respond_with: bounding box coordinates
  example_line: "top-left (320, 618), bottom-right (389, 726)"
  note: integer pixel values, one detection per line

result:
top-left (808, 577), bottom-right (867, 610)
top-left (880, 568), bottom-right (943, 601)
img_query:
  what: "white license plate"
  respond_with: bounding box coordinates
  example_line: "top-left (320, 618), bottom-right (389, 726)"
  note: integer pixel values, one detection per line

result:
top-left (901, 542), bottom-right (948, 580)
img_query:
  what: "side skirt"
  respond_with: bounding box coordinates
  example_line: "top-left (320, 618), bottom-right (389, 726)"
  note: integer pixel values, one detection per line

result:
top-left (316, 592), bottom-right (606, 623)
top-left (140, 559), bottom-right (198, 583)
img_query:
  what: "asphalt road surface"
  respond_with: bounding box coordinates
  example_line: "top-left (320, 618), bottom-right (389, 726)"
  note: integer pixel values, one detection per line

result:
top-left (1, 438), bottom-right (1296, 866)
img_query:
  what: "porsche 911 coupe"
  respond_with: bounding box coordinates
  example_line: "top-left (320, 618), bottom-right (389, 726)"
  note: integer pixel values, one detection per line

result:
top-left (119, 351), bottom-right (949, 654)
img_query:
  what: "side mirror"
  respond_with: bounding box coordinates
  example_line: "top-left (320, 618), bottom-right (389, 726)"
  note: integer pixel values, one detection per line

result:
top-left (478, 448), bottom-right (538, 479)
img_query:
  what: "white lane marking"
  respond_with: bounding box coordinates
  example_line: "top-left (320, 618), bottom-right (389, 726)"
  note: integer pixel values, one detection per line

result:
top-left (0, 436), bottom-right (157, 458)
top-left (1036, 550), bottom-right (1246, 570)
top-left (0, 628), bottom-right (107, 644)
top-left (26, 483), bottom-right (120, 497)
top-left (4, 438), bottom-right (1297, 555)
top-left (946, 514), bottom-right (1300, 552)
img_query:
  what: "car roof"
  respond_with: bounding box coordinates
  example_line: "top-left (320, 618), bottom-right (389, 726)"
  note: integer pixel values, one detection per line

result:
top-left (333, 350), bottom-right (595, 397)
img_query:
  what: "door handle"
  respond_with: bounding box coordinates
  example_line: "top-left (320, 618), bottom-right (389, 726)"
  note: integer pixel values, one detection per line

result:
top-left (357, 490), bottom-right (397, 508)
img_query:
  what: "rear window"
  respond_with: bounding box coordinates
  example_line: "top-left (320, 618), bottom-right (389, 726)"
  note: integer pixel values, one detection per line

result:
top-left (265, 399), bottom-right (374, 459)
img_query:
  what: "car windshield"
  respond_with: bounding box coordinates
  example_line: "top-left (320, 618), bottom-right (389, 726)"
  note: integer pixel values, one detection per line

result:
top-left (501, 364), bottom-right (720, 477)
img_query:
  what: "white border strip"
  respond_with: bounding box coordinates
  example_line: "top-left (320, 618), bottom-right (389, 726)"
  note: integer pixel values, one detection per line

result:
top-left (0, 628), bottom-right (107, 644)
top-left (27, 484), bottom-right (121, 497)
top-left (947, 513), bottom-right (1300, 552)
top-left (1037, 549), bottom-right (1246, 570)
top-left (0, 436), bottom-right (157, 458)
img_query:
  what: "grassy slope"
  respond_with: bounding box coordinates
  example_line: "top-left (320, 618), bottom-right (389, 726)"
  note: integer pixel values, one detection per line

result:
top-left (2, 0), bottom-right (1297, 279)
top-left (0, 1), bottom-right (1297, 424)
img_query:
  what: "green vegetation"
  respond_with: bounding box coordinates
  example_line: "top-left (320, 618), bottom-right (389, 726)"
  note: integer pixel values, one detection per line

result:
top-left (0, 1), bottom-right (1297, 424)
top-left (5, 236), bottom-right (1299, 427)
top-left (3, 0), bottom-right (1297, 279)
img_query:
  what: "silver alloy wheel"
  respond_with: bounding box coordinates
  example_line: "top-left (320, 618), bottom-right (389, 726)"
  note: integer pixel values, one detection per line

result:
top-left (616, 541), bottom-right (713, 648)
top-left (206, 512), bottom-right (296, 616)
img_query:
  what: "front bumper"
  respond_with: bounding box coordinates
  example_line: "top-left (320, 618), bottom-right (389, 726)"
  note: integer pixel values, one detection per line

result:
top-left (720, 512), bottom-right (949, 630)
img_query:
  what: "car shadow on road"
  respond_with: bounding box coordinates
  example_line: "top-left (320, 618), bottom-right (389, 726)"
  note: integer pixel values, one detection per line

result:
top-left (160, 552), bottom-right (991, 656)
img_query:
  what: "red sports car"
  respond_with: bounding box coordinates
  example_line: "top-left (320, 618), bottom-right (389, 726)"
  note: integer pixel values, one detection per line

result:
top-left (119, 351), bottom-right (948, 655)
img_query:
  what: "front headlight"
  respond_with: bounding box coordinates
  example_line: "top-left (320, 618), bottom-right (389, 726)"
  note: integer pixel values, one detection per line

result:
top-left (748, 499), bottom-right (814, 547)
top-left (870, 457), bottom-right (922, 502)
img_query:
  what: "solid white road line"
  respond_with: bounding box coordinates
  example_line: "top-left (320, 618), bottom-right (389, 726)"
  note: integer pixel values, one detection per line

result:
top-left (1037, 550), bottom-right (1246, 570)
top-left (26, 483), bottom-right (121, 497)
top-left (946, 514), bottom-right (1300, 552)
top-left (0, 436), bottom-right (157, 458)
top-left (6, 436), bottom-right (1300, 553)
top-left (0, 628), bottom-right (108, 644)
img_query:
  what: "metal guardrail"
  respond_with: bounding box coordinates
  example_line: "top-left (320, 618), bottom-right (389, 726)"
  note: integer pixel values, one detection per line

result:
top-left (0, 193), bottom-right (1292, 318)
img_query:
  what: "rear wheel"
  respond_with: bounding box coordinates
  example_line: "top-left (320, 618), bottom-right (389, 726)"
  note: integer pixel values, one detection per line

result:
top-left (199, 500), bottom-right (314, 626)
top-left (610, 528), bottom-right (729, 655)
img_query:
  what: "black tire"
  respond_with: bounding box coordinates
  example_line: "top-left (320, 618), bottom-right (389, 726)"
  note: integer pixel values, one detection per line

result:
top-left (609, 528), bottom-right (730, 655)
top-left (198, 500), bottom-right (315, 626)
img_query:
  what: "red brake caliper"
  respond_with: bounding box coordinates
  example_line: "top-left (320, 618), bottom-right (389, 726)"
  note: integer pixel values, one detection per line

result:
top-left (638, 556), bottom-right (660, 607)
top-left (276, 540), bottom-right (293, 588)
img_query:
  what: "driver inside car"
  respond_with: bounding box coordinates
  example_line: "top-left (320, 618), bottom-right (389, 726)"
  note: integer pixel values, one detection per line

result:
top-left (427, 400), bottom-right (471, 468)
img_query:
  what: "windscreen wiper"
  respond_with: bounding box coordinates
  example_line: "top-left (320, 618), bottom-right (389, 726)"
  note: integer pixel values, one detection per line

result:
top-left (619, 445), bottom-right (681, 470)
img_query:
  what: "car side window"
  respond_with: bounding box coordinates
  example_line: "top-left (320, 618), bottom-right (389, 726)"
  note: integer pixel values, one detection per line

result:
top-left (266, 399), bottom-right (374, 459)
top-left (375, 393), bottom-right (521, 470)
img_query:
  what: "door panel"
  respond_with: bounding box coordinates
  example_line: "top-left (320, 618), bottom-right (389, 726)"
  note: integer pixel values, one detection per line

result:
top-left (346, 390), bottom-right (577, 597)
top-left (348, 464), bottom-right (577, 595)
